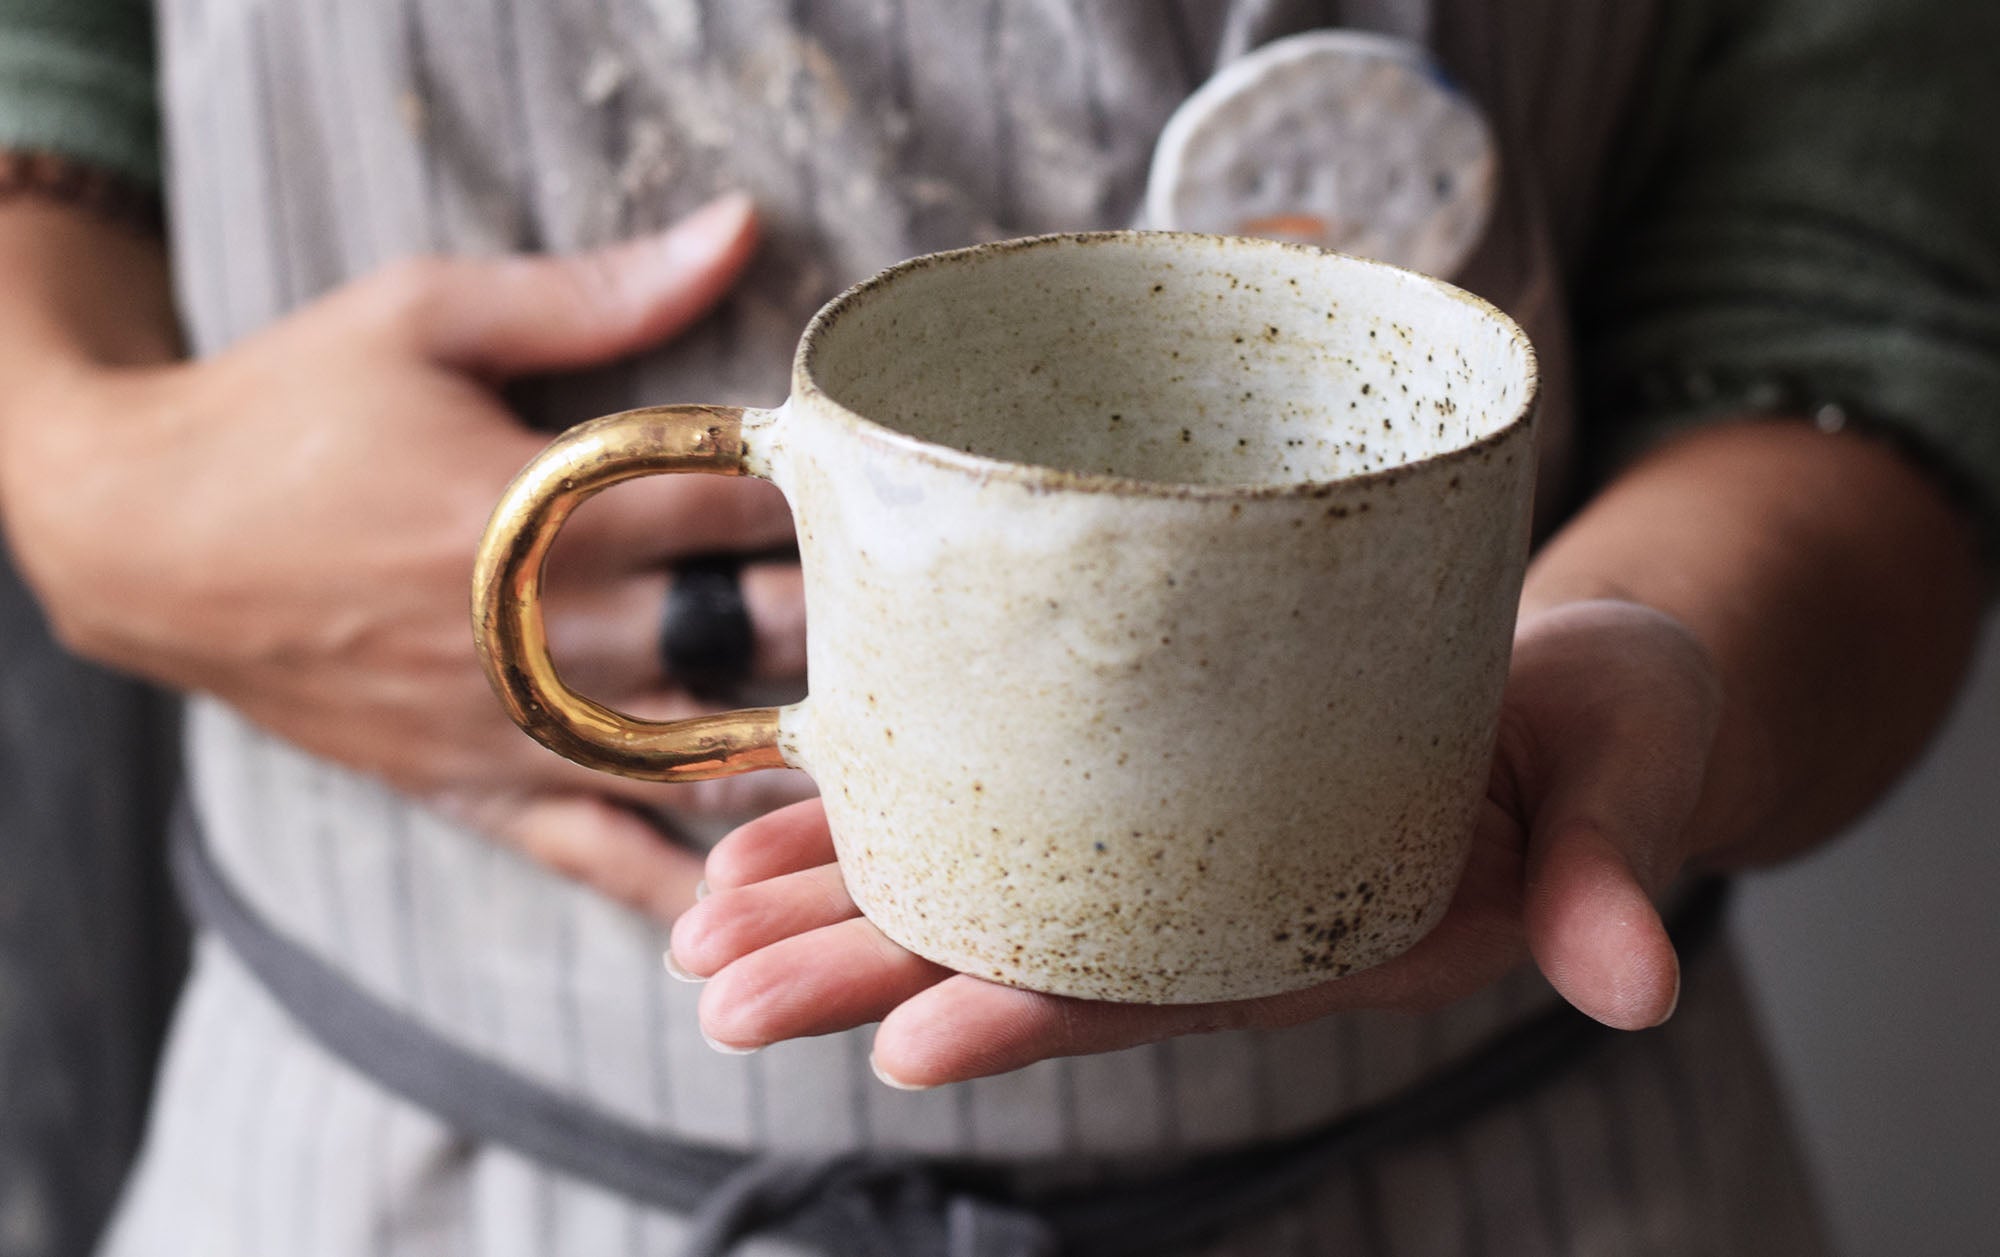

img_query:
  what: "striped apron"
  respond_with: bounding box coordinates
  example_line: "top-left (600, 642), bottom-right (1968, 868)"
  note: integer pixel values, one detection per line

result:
top-left (102, 1), bottom-right (1827, 1253)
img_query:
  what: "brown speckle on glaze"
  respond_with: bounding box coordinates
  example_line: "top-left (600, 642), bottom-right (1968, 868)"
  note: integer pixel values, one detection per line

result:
top-left (761, 231), bottom-right (1536, 1003)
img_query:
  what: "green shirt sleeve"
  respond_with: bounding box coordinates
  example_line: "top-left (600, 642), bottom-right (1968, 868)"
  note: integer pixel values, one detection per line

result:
top-left (0, 0), bottom-right (159, 187)
top-left (1579, 0), bottom-right (2000, 538)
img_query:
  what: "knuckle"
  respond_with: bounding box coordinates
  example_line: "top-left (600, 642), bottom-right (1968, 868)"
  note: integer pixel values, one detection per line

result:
top-left (14, 550), bottom-right (131, 668)
top-left (670, 917), bottom-right (719, 973)
top-left (43, 602), bottom-right (111, 661)
top-left (520, 252), bottom-right (630, 336)
top-left (553, 252), bottom-right (634, 317)
top-left (702, 971), bottom-right (776, 1046)
top-left (702, 835), bottom-right (762, 889)
top-left (807, 866), bottom-right (855, 921)
top-left (361, 255), bottom-right (459, 329)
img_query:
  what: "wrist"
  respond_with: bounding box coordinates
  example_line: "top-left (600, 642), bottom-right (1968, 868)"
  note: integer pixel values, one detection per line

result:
top-left (0, 196), bottom-right (180, 505)
top-left (0, 150), bottom-right (163, 239)
top-left (0, 198), bottom-right (180, 387)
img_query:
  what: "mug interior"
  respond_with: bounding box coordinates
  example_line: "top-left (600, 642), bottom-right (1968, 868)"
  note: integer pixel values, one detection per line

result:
top-left (800, 232), bottom-right (1534, 490)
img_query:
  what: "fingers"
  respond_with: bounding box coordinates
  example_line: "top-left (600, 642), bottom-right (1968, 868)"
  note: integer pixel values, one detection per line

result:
top-left (406, 193), bottom-right (759, 377)
top-left (672, 797), bottom-right (1527, 1085)
top-left (556, 476), bottom-right (796, 566)
top-left (669, 861), bottom-right (857, 977)
top-left (702, 799), bottom-right (838, 891)
top-left (677, 851), bottom-right (1208, 1072)
top-left (696, 917), bottom-right (952, 1052)
top-left (667, 802), bottom-right (948, 1053)
top-left (871, 979), bottom-right (1221, 1089)
top-left (1523, 822), bottom-right (1680, 1031)
top-left (861, 845), bottom-right (1523, 1091)
top-left (1505, 601), bottom-right (1723, 1030)
top-left (465, 793), bottom-right (706, 920)
top-left (741, 559), bottom-right (809, 680)
top-left (575, 758), bottom-right (821, 820)
top-left (666, 800), bottom-right (1527, 1084)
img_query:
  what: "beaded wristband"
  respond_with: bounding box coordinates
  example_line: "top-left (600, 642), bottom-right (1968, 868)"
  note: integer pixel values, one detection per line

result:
top-left (0, 148), bottom-right (162, 235)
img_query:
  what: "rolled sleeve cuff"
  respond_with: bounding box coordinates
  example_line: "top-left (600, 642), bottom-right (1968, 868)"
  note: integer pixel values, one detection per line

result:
top-left (0, 20), bottom-right (159, 189)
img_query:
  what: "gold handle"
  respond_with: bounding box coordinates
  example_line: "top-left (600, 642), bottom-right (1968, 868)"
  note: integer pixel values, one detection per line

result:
top-left (472, 404), bottom-right (788, 782)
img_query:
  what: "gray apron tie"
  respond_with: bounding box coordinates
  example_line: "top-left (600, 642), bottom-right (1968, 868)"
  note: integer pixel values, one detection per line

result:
top-left (171, 803), bottom-right (1725, 1256)
top-left (679, 1155), bottom-right (1059, 1257)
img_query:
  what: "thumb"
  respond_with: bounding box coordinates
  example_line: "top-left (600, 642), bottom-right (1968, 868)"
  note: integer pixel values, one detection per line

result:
top-left (415, 193), bottom-right (759, 377)
top-left (1525, 818), bottom-right (1681, 1031)
top-left (1509, 602), bottom-right (1722, 1030)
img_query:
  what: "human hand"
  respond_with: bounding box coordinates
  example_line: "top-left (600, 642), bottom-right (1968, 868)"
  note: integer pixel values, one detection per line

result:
top-left (668, 599), bottom-right (1716, 1085)
top-left (0, 194), bottom-right (811, 917)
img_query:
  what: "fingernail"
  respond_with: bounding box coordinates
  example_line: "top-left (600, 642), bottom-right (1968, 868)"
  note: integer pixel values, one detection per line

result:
top-left (870, 1055), bottom-right (930, 1092)
top-left (1653, 966), bottom-right (1683, 1027)
top-left (694, 879), bottom-right (711, 901)
top-left (662, 950), bottom-right (706, 983)
top-left (702, 1028), bottom-right (760, 1057)
top-left (671, 191), bottom-right (753, 247)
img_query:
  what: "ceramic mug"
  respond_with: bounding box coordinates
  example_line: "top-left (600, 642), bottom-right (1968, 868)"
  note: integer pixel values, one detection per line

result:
top-left (472, 231), bottom-right (1537, 1004)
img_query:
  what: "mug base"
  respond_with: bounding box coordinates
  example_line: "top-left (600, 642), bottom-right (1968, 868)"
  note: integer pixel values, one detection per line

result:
top-left (852, 881), bottom-right (1457, 1006)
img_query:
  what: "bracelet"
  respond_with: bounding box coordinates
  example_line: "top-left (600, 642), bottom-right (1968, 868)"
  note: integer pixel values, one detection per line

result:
top-left (0, 149), bottom-right (163, 236)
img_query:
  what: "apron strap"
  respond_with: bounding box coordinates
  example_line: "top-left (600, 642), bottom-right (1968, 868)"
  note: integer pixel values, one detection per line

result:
top-left (172, 802), bottom-right (1726, 1257)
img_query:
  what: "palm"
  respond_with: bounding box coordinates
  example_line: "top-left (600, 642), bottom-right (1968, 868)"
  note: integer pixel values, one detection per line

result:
top-left (671, 600), bottom-right (1715, 1087)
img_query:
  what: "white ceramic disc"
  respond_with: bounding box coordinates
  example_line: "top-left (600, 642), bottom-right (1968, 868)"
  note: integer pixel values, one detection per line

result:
top-left (1145, 30), bottom-right (1498, 279)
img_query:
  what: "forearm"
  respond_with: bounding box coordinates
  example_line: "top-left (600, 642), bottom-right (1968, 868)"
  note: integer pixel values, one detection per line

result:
top-left (0, 201), bottom-right (178, 627)
top-left (1523, 417), bottom-right (1985, 868)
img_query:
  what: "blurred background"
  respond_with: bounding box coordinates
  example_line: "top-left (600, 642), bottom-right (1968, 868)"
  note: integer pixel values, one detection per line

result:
top-left (1733, 615), bottom-right (2000, 1256)
top-left (0, 564), bottom-right (181, 1257)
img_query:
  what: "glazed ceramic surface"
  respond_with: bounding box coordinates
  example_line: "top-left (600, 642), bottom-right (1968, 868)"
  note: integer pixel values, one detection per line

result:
top-left (477, 231), bottom-right (1538, 1003)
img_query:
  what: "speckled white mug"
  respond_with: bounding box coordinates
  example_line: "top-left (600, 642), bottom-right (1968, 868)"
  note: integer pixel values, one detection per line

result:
top-left (474, 231), bottom-right (1538, 1004)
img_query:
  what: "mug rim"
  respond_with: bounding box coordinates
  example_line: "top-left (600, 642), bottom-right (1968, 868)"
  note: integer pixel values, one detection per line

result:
top-left (791, 230), bottom-right (1539, 501)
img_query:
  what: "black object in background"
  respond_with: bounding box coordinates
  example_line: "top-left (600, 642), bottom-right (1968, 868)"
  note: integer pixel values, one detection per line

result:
top-left (0, 546), bottom-right (184, 1257)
